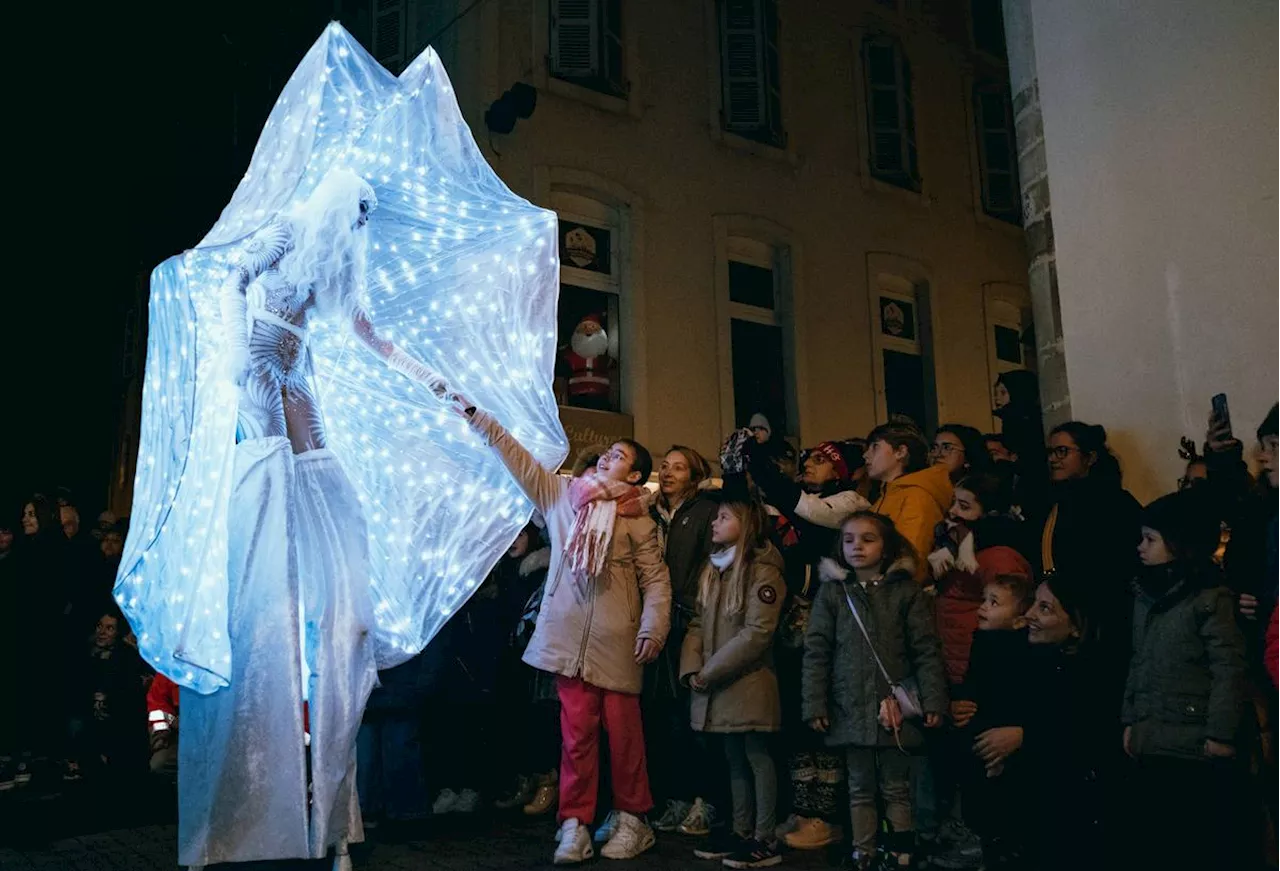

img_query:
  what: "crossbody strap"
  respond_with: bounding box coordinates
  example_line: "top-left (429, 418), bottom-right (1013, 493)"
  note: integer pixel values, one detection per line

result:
top-left (839, 582), bottom-right (895, 686)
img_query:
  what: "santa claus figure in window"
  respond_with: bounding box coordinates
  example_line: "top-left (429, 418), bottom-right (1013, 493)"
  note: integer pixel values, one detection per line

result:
top-left (557, 313), bottom-right (616, 411)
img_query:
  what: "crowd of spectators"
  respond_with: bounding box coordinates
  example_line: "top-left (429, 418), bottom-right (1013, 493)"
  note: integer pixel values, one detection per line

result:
top-left (2, 376), bottom-right (1275, 871)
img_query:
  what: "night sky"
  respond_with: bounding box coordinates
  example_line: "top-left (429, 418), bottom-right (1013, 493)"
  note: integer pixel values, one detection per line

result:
top-left (6, 2), bottom-right (348, 514)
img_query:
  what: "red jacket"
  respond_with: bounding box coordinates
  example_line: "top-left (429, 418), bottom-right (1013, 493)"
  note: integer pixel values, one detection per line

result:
top-left (1266, 606), bottom-right (1278, 689)
top-left (933, 540), bottom-right (1031, 685)
top-left (147, 673), bottom-right (180, 734)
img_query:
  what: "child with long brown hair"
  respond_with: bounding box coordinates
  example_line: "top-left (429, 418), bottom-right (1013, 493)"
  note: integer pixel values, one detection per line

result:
top-left (681, 481), bottom-right (786, 868)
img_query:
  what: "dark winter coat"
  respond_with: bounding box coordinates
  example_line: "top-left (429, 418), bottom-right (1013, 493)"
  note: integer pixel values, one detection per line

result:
top-left (1040, 475), bottom-right (1142, 718)
top-left (801, 556), bottom-right (947, 749)
top-left (647, 493), bottom-right (716, 701)
top-left (651, 493), bottom-right (717, 611)
top-left (953, 628), bottom-right (1032, 735)
top-left (1019, 642), bottom-right (1117, 869)
top-left (679, 544), bottom-right (785, 732)
top-left (443, 547), bottom-right (549, 700)
top-left (1121, 562), bottom-right (1246, 760)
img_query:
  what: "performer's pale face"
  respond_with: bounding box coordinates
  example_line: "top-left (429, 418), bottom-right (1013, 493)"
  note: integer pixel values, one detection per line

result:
top-left (355, 198), bottom-right (372, 229)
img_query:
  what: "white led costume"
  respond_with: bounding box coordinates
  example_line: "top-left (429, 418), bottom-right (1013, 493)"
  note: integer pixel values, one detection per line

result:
top-left (116, 24), bottom-right (567, 868)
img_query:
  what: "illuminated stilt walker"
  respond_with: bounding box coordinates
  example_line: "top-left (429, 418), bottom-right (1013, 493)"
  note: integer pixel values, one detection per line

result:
top-left (116, 24), bottom-right (567, 868)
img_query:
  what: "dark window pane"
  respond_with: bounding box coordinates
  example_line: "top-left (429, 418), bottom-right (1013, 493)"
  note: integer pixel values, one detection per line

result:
top-left (972, 0), bottom-right (1007, 59)
top-left (980, 91), bottom-right (1005, 125)
top-left (983, 133), bottom-right (1010, 168)
top-left (879, 296), bottom-right (916, 341)
top-left (871, 89), bottom-right (900, 128)
top-left (559, 220), bottom-right (612, 275)
top-left (994, 325), bottom-right (1023, 364)
top-left (556, 285), bottom-right (621, 413)
top-left (729, 260), bottom-right (775, 308)
top-left (883, 349), bottom-right (926, 430)
top-left (732, 318), bottom-right (788, 435)
top-left (868, 44), bottom-right (896, 85)
top-left (986, 174), bottom-right (1016, 214)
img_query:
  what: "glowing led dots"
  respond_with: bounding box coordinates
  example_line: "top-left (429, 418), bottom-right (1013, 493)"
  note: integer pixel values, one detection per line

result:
top-left (117, 23), bottom-right (567, 694)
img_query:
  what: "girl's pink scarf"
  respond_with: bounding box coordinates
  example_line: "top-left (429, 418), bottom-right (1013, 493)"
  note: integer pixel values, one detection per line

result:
top-left (565, 473), bottom-right (646, 582)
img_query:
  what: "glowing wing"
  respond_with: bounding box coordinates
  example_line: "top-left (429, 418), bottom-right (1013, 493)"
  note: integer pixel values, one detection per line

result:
top-left (117, 24), bottom-right (567, 690)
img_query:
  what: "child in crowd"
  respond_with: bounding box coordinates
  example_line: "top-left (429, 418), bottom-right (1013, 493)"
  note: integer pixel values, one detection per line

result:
top-left (950, 574), bottom-right (1035, 870)
top-left (863, 421), bottom-right (953, 581)
top-left (925, 473), bottom-right (1030, 868)
top-left (1122, 490), bottom-right (1248, 871)
top-left (681, 484), bottom-right (785, 868)
top-left (802, 512), bottom-right (946, 869)
top-left (463, 399), bottom-right (672, 865)
top-left (928, 473), bottom-right (1032, 687)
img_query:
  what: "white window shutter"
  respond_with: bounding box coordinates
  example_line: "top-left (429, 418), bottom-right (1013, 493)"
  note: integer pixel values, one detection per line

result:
top-left (551, 0), bottom-right (600, 78)
top-left (721, 0), bottom-right (766, 131)
top-left (373, 0), bottom-right (406, 71)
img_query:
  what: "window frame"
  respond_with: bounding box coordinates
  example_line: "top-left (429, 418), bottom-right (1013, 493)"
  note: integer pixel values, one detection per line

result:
top-left (862, 34), bottom-right (920, 192)
top-left (866, 255), bottom-right (938, 433)
top-left (714, 220), bottom-right (806, 444)
top-left (716, 0), bottom-right (787, 149)
top-left (974, 82), bottom-right (1021, 224)
top-left (549, 0), bottom-right (629, 99)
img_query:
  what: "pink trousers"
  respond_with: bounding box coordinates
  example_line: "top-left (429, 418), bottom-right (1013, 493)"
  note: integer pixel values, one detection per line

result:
top-left (555, 676), bottom-right (654, 824)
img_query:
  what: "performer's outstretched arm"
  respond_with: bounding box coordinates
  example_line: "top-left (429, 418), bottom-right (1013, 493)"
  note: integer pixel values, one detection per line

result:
top-left (350, 306), bottom-right (451, 401)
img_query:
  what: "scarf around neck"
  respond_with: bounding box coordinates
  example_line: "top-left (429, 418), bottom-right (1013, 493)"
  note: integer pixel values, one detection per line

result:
top-left (709, 545), bottom-right (737, 572)
top-left (565, 473), bottom-right (646, 581)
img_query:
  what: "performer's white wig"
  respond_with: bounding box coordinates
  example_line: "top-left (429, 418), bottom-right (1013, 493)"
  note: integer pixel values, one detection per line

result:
top-left (280, 168), bottom-right (379, 318)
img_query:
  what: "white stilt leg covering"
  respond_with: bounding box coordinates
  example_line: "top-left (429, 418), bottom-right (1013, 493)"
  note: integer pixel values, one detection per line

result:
top-left (178, 437), bottom-right (376, 866)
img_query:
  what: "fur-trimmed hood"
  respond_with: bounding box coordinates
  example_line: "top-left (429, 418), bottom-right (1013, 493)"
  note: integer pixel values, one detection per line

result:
top-left (817, 554), bottom-right (917, 585)
top-left (518, 546), bottom-right (551, 578)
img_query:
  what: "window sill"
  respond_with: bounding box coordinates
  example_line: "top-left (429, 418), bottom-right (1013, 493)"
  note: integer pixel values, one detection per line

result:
top-left (861, 173), bottom-right (929, 207)
top-left (974, 207), bottom-right (1024, 237)
top-left (548, 76), bottom-right (640, 119)
top-left (711, 125), bottom-right (798, 166)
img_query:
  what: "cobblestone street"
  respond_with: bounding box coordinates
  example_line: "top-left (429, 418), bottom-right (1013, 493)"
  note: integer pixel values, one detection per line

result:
top-left (0, 817), bottom-right (837, 871)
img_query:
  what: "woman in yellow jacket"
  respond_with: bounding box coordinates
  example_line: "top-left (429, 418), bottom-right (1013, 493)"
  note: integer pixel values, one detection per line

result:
top-left (863, 420), bottom-right (953, 581)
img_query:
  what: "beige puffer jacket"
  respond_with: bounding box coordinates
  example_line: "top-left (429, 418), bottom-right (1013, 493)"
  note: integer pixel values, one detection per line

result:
top-left (470, 411), bottom-right (671, 695)
top-left (679, 543), bottom-right (785, 733)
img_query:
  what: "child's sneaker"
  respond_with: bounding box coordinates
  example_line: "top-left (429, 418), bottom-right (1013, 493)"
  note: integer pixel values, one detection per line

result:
top-left (695, 830), bottom-right (751, 860)
top-left (722, 837), bottom-right (783, 868)
top-left (453, 788), bottom-right (480, 813)
top-left (432, 788), bottom-right (459, 815)
top-left (554, 819), bottom-right (594, 865)
top-left (593, 810), bottom-right (620, 844)
top-left (679, 797), bottom-right (716, 836)
top-left (654, 798), bottom-right (693, 832)
top-left (600, 811), bottom-right (656, 860)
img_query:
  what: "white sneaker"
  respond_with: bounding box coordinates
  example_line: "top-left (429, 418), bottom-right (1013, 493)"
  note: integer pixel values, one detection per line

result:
top-left (600, 811), bottom-right (656, 860)
top-left (432, 788), bottom-right (459, 815)
top-left (454, 788), bottom-right (480, 813)
top-left (593, 809), bottom-right (620, 844)
top-left (554, 819), bottom-right (595, 865)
